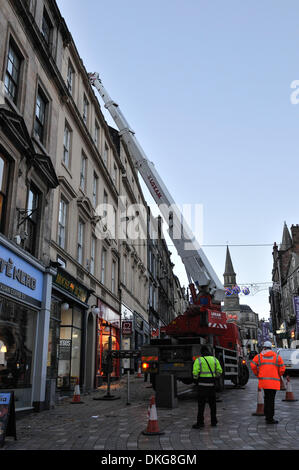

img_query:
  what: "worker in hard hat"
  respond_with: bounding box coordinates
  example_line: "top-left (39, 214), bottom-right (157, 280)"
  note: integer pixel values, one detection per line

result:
top-left (250, 341), bottom-right (285, 424)
top-left (192, 345), bottom-right (223, 429)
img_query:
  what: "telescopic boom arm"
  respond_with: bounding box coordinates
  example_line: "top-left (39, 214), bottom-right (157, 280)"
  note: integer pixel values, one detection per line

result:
top-left (89, 72), bottom-right (224, 302)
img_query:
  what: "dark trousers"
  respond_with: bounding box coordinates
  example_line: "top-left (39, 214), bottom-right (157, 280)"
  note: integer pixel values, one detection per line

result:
top-left (264, 389), bottom-right (276, 421)
top-left (197, 388), bottom-right (217, 424)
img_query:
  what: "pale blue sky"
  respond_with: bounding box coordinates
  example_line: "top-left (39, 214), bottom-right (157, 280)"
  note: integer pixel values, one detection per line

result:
top-left (56, 0), bottom-right (299, 319)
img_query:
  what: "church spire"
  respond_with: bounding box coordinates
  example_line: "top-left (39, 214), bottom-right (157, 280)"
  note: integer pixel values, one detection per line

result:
top-left (224, 246), bottom-right (236, 277)
top-left (280, 221), bottom-right (292, 251)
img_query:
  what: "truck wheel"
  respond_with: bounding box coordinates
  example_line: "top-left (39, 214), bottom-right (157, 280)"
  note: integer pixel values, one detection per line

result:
top-left (231, 364), bottom-right (249, 386)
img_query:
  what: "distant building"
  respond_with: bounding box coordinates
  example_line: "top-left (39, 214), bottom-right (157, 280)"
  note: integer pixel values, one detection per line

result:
top-left (223, 246), bottom-right (259, 355)
top-left (269, 222), bottom-right (299, 347)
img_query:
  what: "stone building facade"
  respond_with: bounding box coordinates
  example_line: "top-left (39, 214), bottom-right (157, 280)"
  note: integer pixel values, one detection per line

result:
top-left (269, 222), bottom-right (299, 347)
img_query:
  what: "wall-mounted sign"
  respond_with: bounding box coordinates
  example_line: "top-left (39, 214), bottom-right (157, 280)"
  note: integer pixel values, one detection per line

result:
top-left (54, 270), bottom-right (88, 303)
top-left (0, 392), bottom-right (16, 447)
top-left (0, 245), bottom-right (43, 307)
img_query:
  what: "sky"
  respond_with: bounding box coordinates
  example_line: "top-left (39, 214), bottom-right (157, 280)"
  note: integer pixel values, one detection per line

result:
top-left (56, 0), bottom-right (299, 319)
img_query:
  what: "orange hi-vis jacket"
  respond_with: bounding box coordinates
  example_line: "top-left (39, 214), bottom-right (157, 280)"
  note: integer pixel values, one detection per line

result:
top-left (250, 349), bottom-right (285, 390)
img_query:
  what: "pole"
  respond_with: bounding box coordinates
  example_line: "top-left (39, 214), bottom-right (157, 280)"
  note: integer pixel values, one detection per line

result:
top-left (127, 370), bottom-right (130, 405)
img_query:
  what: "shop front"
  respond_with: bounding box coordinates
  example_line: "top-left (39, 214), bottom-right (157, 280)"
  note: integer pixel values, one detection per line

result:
top-left (0, 236), bottom-right (49, 410)
top-left (95, 301), bottom-right (120, 387)
top-left (48, 269), bottom-right (91, 394)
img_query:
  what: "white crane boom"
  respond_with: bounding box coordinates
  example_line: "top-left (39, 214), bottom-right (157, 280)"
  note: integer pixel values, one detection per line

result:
top-left (89, 72), bottom-right (224, 302)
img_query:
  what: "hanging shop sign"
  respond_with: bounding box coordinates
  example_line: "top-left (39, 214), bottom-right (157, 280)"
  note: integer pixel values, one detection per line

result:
top-left (53, 269), bottom-right (89, 303)
top-left (0, 244), bottom-right (43, 308)
top-left (0, 392), bottom-right (17, 448)
top-left (122, 321), bottom-right (133, 335)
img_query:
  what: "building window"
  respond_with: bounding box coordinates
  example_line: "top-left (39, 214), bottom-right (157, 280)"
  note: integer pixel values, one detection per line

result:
top-left (63, 123), bottom-right (71, 167)
top-left (92, 173), bottom-right (98, 208)
top-left (111, 260), bottom-right (116, 294)
top-left (58, 197), bottom-right (67, 249)
top-left (4, 41), bottom-right (22, 105)
top-left (112, 163), bottom-right (117, 186)
top-left (123, 255), bottom-right (127, 285)
top-left (67, 61), bottom-right (74, 94)
top-left (24, 184), bottom-right (40, 256)
top-left (80, 153), bottom-right (87, 191)
top-left (0, 155), bottom-right (9, 233)
top-left (103, 143), bottom-right (108, 166)
top-left (34, 88), bottom-right (48, 144)
top-left (83, 95), bottom-right (89, 125)
top-left (41, 8), bottom-right (53, 47)
top-left (101, 248), bottom-right (107, 284)
top-left (77, 219), bottom-right (84, 264)
top-left (94, 121), bottom-right (100, 148)
top-left (90, 237), bottom-right (96, 276)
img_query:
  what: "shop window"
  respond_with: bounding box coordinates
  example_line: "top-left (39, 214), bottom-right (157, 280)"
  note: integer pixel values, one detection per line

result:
top-left (57, 305), bottom-right (83, 390)
top-left (0, 296), bottom-right (37, 408)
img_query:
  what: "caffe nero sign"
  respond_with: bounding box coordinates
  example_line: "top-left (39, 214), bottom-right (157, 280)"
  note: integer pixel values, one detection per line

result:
top-left (0, 245), bottom-right (43, 308)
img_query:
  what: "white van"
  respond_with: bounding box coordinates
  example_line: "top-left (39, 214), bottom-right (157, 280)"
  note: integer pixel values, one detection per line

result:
top-left (274, 348), bottom-right (299, 375)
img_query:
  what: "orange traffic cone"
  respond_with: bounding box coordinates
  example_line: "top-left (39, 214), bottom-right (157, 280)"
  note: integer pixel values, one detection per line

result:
top-left (252, 387), bottom-right (264, 416)
top-left (142, 395), bottom-right (164, 435)
top-left (280, 376), bottom-right (286, 391)
top-left (136, 362), bottom-right (143, 378)
top-left (71, 378), bottom-right (84, 404)
top-left (282, 376), bottom-right (298, 402)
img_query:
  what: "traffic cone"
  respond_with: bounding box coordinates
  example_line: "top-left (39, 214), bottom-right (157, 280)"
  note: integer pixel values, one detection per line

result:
top-left (252, 387), bottom-right (264, 416)
top-left (136, 362), bottom-right (143, 378)
top-left (71, 377), bottom-right (84, 404)
top-left (142, 395), bottom-right (164, 435)
top-left (280, 376), bottom-right (286, 391)
top-left (282, 376), bottom-right (298, 402)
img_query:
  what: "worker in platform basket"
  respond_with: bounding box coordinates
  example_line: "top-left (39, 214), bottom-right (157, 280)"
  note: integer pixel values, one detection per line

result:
top-left (192, 345), bottom-right (223, 429)
top-left (250, 341), bottom-right (285, 424)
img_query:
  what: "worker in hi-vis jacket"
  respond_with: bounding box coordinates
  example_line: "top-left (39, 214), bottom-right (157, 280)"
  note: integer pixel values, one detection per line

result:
top-left (192, 345), bottom-right (223, 429)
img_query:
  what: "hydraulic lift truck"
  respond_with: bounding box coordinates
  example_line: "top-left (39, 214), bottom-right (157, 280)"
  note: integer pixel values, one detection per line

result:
top-left (89, 72), bottom-right (249, 407)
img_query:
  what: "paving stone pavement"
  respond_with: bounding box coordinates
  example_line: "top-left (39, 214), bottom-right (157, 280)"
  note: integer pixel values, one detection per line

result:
top-left (2, 372), bottom-right (299, 452)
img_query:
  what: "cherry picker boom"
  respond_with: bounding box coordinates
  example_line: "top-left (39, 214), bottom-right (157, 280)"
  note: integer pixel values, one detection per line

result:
top-left (89, 72), bottom-right (249, 402)
top-left (88, 72), bottom-right (224, 303)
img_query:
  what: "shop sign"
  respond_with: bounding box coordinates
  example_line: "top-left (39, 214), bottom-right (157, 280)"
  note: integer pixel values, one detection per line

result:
top-left (59, 339), bottom-right (71, 360)
top-left (0, 392), bottom-right (16, 447)
top-left (122, 321), bottom-right (132, 335)
top-left (54, 270), bottom-right (88, 303)
top-left (0, 245), bottom-right (43, 307)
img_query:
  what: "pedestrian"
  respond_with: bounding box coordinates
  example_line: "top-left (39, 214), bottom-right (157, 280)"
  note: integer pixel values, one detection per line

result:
top-left (192, 345), bottom-right (223, 428)
top-left (250, 341), bottom-right (285, 424)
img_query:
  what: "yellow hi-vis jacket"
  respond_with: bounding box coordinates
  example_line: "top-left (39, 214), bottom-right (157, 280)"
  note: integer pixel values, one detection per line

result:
top-left (193, 355), bottom-right (223, 388)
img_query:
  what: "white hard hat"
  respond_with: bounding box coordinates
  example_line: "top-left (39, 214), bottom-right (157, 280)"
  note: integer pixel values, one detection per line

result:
top-left (263, 341), bottom-right (272, 348)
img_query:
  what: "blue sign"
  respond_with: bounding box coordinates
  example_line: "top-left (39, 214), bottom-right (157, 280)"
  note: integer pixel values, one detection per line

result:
top-left (0, 244), bottom-right (44, 307)
top-left (0, 393), bottom-right (11, 405)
